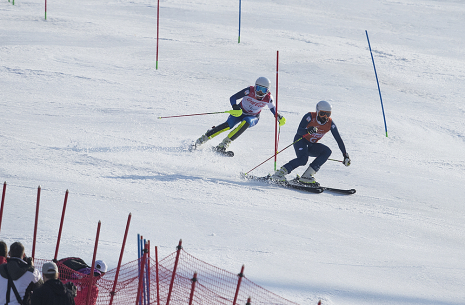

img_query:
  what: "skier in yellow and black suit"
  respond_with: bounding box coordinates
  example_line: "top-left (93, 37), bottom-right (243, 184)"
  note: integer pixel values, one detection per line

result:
top-left (192, 77), bottom-right (286, 156)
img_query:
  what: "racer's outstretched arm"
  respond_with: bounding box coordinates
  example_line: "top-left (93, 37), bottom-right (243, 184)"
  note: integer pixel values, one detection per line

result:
top-left (330, 121), bottom-right (347, 155)
top-left (230, 87), bottom-right (249, 107)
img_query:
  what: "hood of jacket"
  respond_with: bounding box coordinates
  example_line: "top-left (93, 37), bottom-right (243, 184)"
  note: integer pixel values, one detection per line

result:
top-left (0, 258), bottom-right (34, 280)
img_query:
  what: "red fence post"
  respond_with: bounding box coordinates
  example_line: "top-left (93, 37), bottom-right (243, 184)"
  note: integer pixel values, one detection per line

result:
top-left (188, 272), bottom-right (197, 305)
top-left (147, 240), bottom-right (151, 305)
top-left (54, 189), bottom-right (69, 261)
top-left (0, 182), bottom-right (6, 233)
top-left (109, 213), bottom-right (132, 305)
top-left (31, 186), bottom-right (41, 260)
top-left (155, 246), bottom-right (160, 305)
top-left (136, 244), bottom-right (148, 305)
top-left (166, 239), bottom-right (183, 305)
top-left (232, 265), bottom-right (245, 305)
top-left (86, 221), bottom-right (101, 305)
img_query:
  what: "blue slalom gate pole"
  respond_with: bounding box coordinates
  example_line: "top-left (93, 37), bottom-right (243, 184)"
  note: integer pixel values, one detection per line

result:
top-left (238, 0), bottom-right (241, 43)
top-left (137, 234), bottom-right (141, 264)
top-left (365, 30), bottom-right (388, 137)
top-left (137, 234), bottom-right (143, 305)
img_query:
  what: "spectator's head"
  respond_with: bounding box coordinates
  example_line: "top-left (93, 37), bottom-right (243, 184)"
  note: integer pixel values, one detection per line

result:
top-left (9, 242), bottom-right (25, 259)
top-left (95, 260), bottom-right (108, 274)
top-left (0, 241), bottom-right (7, 257)
top-left (42, 261), bottom-right (59, 281)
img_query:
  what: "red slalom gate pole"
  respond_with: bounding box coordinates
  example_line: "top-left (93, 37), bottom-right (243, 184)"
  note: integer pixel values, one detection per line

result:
top-left (109, 213), bottom-right (132, 305)
top-left (87, 221), bottom-right (101, 305)
top-left (54, 190), bottom-right (69, 261)
top-left (166, 239), bottom-right (183, 305)
top-left (274, 50), bottom-right (280, 171)
top-left (155, 246), bottom-right (160, 305)
top-left (232, 265), bottom-right (245, 305)
top-left (156, 0), bottom-right (160, 69)
top-left (0, 182), bottom-right (6, 234)
top-left (32, 186), bottom-right (41, 260)
top-left (188, 272), bottom-right (198, 305)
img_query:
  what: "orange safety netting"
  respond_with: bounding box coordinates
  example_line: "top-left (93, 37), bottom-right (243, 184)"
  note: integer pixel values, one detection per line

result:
top-left (34, 248), bottom-right (300, 305)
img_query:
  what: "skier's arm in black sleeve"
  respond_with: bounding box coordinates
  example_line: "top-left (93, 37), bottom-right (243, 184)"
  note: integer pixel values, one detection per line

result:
top-left (330, 121), bottom-right (347, 155)
top-left (296, 113), bottom-right (313, 137)
top-left (229, 87), bottom-right (249, 107)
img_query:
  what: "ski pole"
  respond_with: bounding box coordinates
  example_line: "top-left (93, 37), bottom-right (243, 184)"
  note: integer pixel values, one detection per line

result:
top-left (158, 109), bottom-right (242, 119)
top-left (366, 30), bottom-right (388, 137)
top-left (328, 158), bottom-right (343, 163)
top-left (244, 137), bottom-right (303, 175)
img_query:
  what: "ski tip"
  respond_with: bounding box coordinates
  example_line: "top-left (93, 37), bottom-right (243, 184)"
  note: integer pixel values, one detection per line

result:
top-left (322, 187), bottom-right (356, 195)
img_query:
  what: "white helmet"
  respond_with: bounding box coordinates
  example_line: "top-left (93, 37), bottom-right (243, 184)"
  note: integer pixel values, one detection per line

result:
top-left (95, 260), bottom-right (108, 273)
top-left (254, 77), bottom-right (271, 99)
top-left (316, 100), bottom-right (332, 124)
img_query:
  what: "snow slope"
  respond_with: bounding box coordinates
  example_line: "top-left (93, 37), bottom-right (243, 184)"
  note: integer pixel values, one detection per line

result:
top-left (1, 0), bottom-right (465, 304)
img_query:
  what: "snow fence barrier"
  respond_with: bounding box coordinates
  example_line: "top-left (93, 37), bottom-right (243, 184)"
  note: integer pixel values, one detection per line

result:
top-left (34, 247), bottom-right (301, 305)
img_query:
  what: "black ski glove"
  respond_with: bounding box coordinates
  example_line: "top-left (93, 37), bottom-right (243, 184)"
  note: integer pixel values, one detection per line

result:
top-left (232, 104), bottom-right (241, 110)
top-left (343, 153), bottom-right (351, 167)
top-left (306, 126), bottom-right (318, 135)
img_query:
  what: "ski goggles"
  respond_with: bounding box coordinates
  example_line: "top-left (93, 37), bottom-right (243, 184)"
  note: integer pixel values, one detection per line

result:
top-left (318, 111), bottom-right (331, 118)
top-left (255, 84), bottom-right (269, 96)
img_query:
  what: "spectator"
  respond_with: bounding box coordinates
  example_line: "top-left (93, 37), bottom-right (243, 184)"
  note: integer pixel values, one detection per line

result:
top-left (94, 260), bottom-right (107, 276)
top-left (0, 241), bottom-right (7, 265)
top-left (58, 257), bottom-right (101, 278)
top-left (57, 257), bottom-right (103, 305)
top-left (31, 261), bottom-right (76, 305)
top-left (0, 242), bottom-right (43, 305)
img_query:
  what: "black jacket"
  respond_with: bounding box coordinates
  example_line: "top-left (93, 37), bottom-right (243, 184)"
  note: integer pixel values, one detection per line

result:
top-left (31, 279), bottom-right (76, 305)
top-left (0, 258), bottom-right (43, 305)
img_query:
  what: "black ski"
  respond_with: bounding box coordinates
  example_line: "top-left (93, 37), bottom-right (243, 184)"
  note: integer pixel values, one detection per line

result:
top-left (241, 173), bottom-right (324, 193)
top-left (241, 173), bottom-right (355, 195)
top-left (287, 178), bottom-right (325, 193)
top-left (321, 187), bottom-right (356, 194)
top-left (211, 147), bottom-right (234, 157)
top-left (188, 144), bottom-right (234, 157)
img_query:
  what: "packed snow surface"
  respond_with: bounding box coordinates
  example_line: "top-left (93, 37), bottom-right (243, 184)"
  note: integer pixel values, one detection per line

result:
top-left (1, 0), bottom-right (464, 304)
